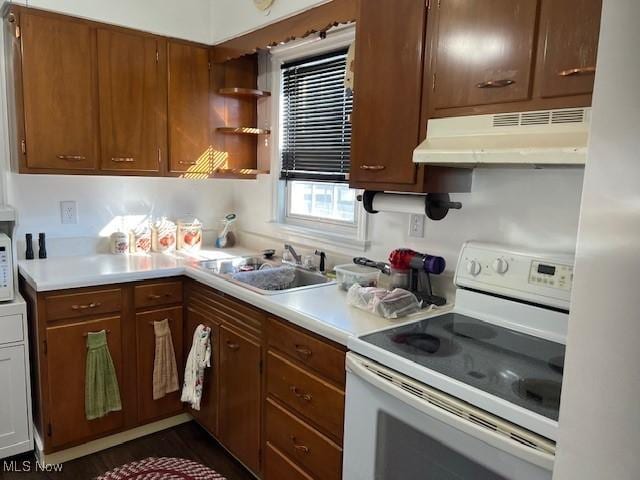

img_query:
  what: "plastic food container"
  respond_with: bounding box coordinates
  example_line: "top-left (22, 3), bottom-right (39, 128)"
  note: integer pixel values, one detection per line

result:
top-left (335, 264), bottom-right (381, 291)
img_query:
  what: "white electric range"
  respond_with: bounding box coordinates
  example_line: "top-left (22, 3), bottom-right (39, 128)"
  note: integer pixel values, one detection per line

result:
top-left (343, 242), bottom-right (573, 480)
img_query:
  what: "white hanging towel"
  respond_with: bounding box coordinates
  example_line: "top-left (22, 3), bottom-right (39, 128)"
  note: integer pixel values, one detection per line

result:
top-left (181, 324), bottom-right (212, 410)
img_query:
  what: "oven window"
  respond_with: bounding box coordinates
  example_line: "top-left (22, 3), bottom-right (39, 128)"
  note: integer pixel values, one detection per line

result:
top-left (375, 412), bottom-right (508, 480)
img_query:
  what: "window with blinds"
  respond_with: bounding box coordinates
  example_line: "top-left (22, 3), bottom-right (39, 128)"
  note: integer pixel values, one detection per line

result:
top-left (280, 49), bottom-right (353, 182)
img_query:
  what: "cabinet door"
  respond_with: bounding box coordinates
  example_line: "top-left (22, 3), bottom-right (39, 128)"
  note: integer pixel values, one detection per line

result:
top-left (21, 12), bottom-right (99, 171)
top-left (185, 306), bottom-right (219, 436)
top-left (0, 346), bottom-right (30, 455)
top-left (432, 0), bottom-right (538, 110)
top-left (97, 29), bottom-right (167, 173)
top-left (349, 0), bottom-right (425, 186)
top-left (167, 41), bottom-right (211, 173)
top-left (218, 325), bottom-right (261, 474)
top-left (536, 0), bottom-right (602, 99)
top-left (136, 307), bottom-right (184, 423)
top-left (46, 316), bottom-right (123, 448)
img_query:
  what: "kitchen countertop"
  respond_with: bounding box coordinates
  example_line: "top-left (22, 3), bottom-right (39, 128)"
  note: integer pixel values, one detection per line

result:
top-left (18, 249), bottom-right (448, 346)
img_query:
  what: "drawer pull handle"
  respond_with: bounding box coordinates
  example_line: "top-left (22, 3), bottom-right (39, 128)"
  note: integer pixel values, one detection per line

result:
top-left (226, 341), bottom-right (240, 350)
top-left (294, 345), bottom-right (313, 358)
top-left (558, 66), bottom-right (596, 77)
top-left (359, 165), bottom-right (386, 171)
top-left (475, 79), bottom-right (515, 88)
top-left (178, 161), bottom-right (198, 166)
top-left (289, 386), bottom-right (312, 402)
top-left (71, 302), bottom-right (101, 311)
top-left (290, 436), bottom-right (310, 454)
top-left (147, 293), bottom-right (171, 300)
top-left (82, 329), bottom-right (111, 337)
top-left (57, 154), bottom-right (86, 161)
top-left (111, 157), bottom-right (135, 163)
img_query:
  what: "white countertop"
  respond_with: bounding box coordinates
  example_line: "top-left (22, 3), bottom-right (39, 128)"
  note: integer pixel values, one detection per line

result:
top-left (18, 249), bottom-right (449, 346)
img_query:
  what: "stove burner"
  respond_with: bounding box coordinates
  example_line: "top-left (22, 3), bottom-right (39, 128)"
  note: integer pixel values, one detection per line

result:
top-left (549, 356), bottom-right (564, 374)
top-left (392, 333), bottom-right (459, 356)
top-left (513, 379), bottom-right (562, 410)
top-left (443, 322), bottom-right (497, 340)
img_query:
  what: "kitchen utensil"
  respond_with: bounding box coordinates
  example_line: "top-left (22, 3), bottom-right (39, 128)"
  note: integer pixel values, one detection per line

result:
top-left (215, 213), bottom-right (237, 248)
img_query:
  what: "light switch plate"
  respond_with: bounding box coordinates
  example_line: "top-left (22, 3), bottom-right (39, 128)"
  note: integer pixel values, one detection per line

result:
top-left (408, 214), bottom-right (425, 238)
top-left (60, 200), bottom-right (78, 224)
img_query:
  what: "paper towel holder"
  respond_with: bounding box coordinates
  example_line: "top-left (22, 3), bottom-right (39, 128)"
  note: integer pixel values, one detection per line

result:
top-left (358, 191), bottom-right (462, 221)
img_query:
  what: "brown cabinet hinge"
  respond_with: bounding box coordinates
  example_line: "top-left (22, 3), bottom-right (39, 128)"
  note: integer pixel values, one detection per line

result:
top-left (156, 50), bottom-right (159, 63)
top-left (15, 25), bottom-right (21, 39)
top-left (157, 148), bottom-right (161, 165)
top-left (432, 73), bottom-right (437, 91)
top-left (208, 61), bottom-right (211, 71)
top-left (20, 139), bottom-right (26, 155)
top-left (47, 422), bottom-right (52, 437)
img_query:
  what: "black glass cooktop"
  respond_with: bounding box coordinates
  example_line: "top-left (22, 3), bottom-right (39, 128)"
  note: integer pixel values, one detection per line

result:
top-left (360, 313), bottom-right (565, 420)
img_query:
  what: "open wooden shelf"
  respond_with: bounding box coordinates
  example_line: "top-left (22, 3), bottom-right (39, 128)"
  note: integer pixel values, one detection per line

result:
top-left (217, 127), bottom-right (271, 135)
top-left (218, 87), bottom-right (271, 98)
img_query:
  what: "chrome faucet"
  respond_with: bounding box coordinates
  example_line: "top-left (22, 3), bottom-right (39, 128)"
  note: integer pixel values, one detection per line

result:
top-left (283, 244), bottom-right (302, 266)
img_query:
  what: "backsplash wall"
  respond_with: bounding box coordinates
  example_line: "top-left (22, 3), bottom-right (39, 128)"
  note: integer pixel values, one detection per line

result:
top-left (8, 174), bottom-right (237, 257)
top-left (231, 167), bottom-right (585, 273)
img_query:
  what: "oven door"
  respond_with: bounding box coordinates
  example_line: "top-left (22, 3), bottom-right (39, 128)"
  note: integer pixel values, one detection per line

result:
top-left (343, 353), bottom-right (555, 480)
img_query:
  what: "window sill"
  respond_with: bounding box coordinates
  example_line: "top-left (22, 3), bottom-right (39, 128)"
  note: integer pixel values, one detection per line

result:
top-left (245, 221), bottom-right (370, 252)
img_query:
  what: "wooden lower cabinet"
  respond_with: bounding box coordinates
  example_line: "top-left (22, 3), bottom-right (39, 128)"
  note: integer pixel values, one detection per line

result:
top-left (135, 306), bottom-right (184, 423)
top-left (218, 324), bottom-right (262, 474)
top-left (45, 315), bottom-right (124, 449)
top-left (265, 442), bottom-right (313, 480)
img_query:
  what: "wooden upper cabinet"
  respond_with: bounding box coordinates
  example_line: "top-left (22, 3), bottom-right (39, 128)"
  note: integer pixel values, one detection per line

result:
top-left (21, 12), bottom-right (99, 171)
top-left (167, 41), bottom-right (211, 173)
top-left (349, 0), bottom-right (426, 186)
top-left (535, 0), bottom-right (602, 99)
top-left (431, 0), bottom-right (539, 111)
top-left (97, 29), bottom-right (167, 174)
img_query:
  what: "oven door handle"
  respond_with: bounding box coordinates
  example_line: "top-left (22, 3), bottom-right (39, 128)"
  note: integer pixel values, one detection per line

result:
top-left (346, 353), bottom-right (555, 471)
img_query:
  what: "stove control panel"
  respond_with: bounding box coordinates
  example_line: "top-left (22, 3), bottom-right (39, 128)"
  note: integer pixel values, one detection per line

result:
top-left (455, 242), bottom-right (574, 310)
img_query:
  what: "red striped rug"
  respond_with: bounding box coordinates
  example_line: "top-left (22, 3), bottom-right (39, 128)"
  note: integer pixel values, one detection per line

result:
top-left (97, 457), bottom-right (227, 480)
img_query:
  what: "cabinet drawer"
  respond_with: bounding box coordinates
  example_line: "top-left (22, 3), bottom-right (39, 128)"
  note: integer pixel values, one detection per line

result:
top-left (268, 317), bottom-right (345, 386)
top-left (265, 442), bottom-right (313, 480)
top-left (266, 398), bottom-right (342, 480)
top-left (45, 288), bottom-right (122, 322)
top-left (0, 314), bottom-right (23, 344)
top-left (134, 281), bottom-right (183, 309)
top-left (267, 351), bottom-right (345, 441)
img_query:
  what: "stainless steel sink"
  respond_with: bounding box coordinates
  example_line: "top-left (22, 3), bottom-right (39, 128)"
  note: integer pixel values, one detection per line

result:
top-left (196, 255), bottom-right (334, 295)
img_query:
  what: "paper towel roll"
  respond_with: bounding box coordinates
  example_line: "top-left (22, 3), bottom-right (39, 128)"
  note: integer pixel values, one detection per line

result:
top-left (370, 192), bottom-right (427, 215)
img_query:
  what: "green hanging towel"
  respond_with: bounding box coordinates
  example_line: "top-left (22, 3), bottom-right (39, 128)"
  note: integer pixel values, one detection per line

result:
top-left (85, 330), bottom-right (122, 421)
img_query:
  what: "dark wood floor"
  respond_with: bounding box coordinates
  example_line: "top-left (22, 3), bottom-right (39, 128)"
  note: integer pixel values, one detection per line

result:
top-left (0, 422), bottom-right (255, 480)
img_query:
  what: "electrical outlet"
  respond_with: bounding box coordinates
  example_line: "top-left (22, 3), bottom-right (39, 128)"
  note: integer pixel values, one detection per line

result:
top-left (408, 214), bottom-right (425, 238)
top-left (60, 200), bottom-right (78, 225)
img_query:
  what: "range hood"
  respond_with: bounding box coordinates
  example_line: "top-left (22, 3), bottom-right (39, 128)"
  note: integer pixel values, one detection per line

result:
top-left (413, 108), bottom-right (591, 167)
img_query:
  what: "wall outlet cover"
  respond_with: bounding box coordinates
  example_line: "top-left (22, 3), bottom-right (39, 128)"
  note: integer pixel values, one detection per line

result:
top-left (408, 213), bottom-right (425, 238)
top-left (60, 200), bottom-right (78, 225)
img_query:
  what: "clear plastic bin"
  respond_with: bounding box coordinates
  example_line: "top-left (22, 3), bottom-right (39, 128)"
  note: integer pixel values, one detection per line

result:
top-left (335, 264), bottom-right (381, 291)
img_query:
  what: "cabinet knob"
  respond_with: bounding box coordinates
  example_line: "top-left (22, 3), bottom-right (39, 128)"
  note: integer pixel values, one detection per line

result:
top-left (475, 79), bottom-right (515, 89)
top-left (225, 341), bottom-right (240, 351)
top-left (360, 165), bottom-right (386, 171)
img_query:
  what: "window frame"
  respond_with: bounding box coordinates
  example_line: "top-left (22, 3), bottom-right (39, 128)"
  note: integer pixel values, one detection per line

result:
top-left (265, 25), bottom-right (369, 249)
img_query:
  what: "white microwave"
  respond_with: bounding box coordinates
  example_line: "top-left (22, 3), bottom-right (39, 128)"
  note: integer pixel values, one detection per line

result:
top-left (0, 233), bottom-right (14, 302)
